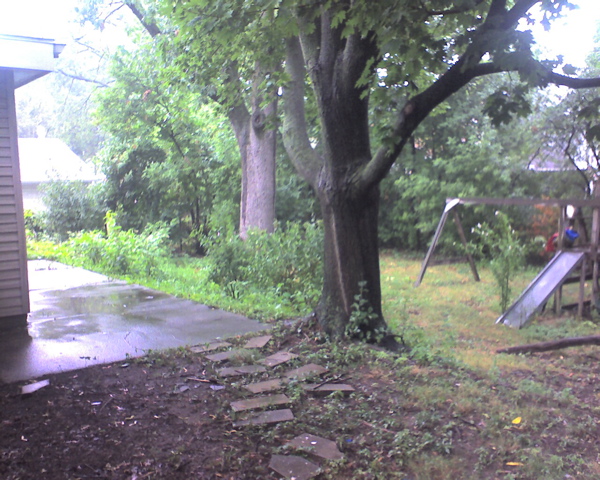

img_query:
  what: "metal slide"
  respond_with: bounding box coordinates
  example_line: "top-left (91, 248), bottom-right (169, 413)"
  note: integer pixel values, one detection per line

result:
top-left (496, 250), bottom-right (586, 329)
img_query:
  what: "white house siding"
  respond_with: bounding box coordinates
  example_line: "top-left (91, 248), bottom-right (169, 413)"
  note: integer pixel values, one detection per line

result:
top-left (0, 69), bottom-right (29, 327)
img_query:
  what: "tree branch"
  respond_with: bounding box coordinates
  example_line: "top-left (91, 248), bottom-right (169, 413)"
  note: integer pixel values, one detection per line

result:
top-left (356, 0), bottom-right (600, 194)
top-left (281, 36), bottom-right (321, 187)
top-left (497, 335), bottom-right (600, 354)
top-left (357, 56), bottom-right (488, 192)
top-left (546, 72), bottom-right (600, 89)
top-left (56, 69), bottom-right (112, 88)
top-left (123, 0), bottom-right (162, 38)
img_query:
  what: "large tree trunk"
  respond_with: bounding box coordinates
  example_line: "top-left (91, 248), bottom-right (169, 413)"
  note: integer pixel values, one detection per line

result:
top-left (282, 3), bottom-right (600, 346)
top-left (316, 182), bottom-right (387, 338)
top-left (281, 24), bottom-right (389, 339)
top-left (240, 98), bottom-right (277, 238)
top-left (228, 88), bottom-right (277, 239)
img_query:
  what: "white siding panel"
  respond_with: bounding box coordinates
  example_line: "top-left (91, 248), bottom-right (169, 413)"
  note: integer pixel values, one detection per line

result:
top-left (0, 69), bottom-right (29, 323)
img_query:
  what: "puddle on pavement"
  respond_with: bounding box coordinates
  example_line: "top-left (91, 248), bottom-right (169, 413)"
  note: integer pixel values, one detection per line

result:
top-left (28, 285), bottom-right (172, 341)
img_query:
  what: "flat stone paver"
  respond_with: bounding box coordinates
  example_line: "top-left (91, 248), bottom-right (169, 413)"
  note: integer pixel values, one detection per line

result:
top-left (230, 393), bottom-right (290, 412)
top-left (218, 365), bottom-right (267, 378)
top-left (189, 341), bottom-right (232, 353)
top-left (233, 408), bottom-right (294, 427)
top-left (284, 363), bottom-right (328, 381)
top-left (243, 335), bottom-right (272, 349)
top-left (21, 379), bottom-right (50, 396)
top-left (244, 379), bottom-right (284, 394)
top-left (288, 433), bottom-right (344, 460)
top-left (259, 351), bottom-right (298, 367)
top-left (269, 454), bottom-right (321, 480)
top-left (205, 349), bottom-right (250, 362)
top-left (302, 383), bottom-right (355, 394)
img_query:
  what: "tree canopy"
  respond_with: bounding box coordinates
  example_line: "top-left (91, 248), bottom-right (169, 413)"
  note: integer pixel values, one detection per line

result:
top-left (67, 0), bottom-right (600, 344)
top-left (115, 0), bottom-right (600, 343)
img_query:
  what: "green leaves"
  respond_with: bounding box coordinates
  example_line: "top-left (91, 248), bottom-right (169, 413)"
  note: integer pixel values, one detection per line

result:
top-left (483, 85), bottom-right (532, 127)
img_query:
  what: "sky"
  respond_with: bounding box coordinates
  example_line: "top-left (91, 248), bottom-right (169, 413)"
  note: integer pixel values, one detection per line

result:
top-left (531, 0), bottom-right (600, 68)
top-left (0, 0), bottom-right (598, 67)
top-left (0, 0), bottom-right (77, 39)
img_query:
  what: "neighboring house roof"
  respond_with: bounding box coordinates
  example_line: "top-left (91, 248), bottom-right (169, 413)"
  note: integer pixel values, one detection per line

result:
top-left (527, 147), bottom-right (572, 172)
top-left (18, 138), bottom-right (103, 184)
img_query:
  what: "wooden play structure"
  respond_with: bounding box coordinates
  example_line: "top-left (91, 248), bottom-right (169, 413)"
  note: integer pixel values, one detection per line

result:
top-left (416, 197), bottom-right (600, 328)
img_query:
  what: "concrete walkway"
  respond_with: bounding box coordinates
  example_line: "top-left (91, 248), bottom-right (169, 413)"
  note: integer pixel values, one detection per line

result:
top-left (0, 261), bottom-right (266, 384)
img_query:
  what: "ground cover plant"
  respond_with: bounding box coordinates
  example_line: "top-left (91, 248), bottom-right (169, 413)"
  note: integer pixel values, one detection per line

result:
top-left (2, 254), bottom-right (600, 479)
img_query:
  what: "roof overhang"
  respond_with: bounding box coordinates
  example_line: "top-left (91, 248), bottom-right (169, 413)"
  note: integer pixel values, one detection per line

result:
top-left (0, 34), bottom-right (65, 88)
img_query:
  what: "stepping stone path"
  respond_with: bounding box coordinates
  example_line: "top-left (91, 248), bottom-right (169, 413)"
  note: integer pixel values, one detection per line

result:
top-left (288, 433), bottom-right (344, 461)
top-left (233, 408), bottom-right (295, 427)
top-left (196, 335), bottom-right (356, 479)
top-left (259, 350), bottom-right (299, 367)
top-left (269, 454), bottom-right (321, 480)
top-left (230, 393), bottom-right (290, 412)
top-left (217, 364), bottom-right (267, 378)
top-left (189, 341), bottom-right (232, 354)
top-left (243, 335), bottom-right (273, 349)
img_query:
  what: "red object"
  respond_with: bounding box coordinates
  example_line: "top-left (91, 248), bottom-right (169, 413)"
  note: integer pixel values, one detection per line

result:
top-left (545, 232), bottom-right (559, 253)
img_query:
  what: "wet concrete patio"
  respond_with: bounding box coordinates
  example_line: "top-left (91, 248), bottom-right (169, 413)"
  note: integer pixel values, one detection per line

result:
top-left (0, 260), bottom-right (267, 384)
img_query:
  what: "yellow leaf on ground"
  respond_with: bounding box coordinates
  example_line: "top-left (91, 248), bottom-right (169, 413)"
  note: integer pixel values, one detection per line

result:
top-left (506, 462), bottom-right (524, 466)
top-left (511, 416), bottom-right (522, 424)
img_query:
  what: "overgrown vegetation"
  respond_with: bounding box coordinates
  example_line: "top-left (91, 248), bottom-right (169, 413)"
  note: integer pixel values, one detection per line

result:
top-left (6, 255), bottom-right (600, 479)
top-left (39, 180), bottom-right (106, 241)
top-left (27, 217), bottom-right (323, 321)
top-left (205, 222), bottom-right (323, 309)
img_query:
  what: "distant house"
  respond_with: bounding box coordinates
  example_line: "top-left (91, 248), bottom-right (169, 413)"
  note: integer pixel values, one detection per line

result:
top-left (18, 137), bottom-right (103, 211)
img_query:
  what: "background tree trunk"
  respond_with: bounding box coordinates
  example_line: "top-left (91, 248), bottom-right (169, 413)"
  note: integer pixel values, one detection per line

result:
top-left (228, 91), bottom-right (277, 239)
top-left (239, 98), bottom-right (277, 238)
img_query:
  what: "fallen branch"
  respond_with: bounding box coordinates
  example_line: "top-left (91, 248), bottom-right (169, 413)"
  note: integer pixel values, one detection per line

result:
top-left (497, 335), bottom-right (600, 355)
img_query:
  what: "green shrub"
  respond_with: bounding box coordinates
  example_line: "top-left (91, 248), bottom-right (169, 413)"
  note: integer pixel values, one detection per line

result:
top-left (40, 180), bottom-right (106, 241)
top-left (23, 209), bottom-right (45, 239)
top-left (469, 211), bottom-right (527, 312)
top-left (63, 213), bottom-right (170, 278)
top-left (205, 221), bottom-right (323, 310)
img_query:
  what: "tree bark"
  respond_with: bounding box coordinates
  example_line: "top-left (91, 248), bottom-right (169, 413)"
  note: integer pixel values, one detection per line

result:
top-left (315, 183), bottom-right (387, 337)
top-left (283, 20), bottom-right (388, 339)
top-left (228, 84), bottom-right (277, 239)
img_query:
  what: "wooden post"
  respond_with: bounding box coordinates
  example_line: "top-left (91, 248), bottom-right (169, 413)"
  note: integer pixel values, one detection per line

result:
top-left (591, 181), bottom-right (600, 312)
top-left (578, 255), bottom-right (586, 318)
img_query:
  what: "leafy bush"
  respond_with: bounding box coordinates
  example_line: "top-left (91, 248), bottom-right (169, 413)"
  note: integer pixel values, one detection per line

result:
top-left (23, 209), bottom-right (45, 239)
top-left (206, 221), bottom-right (323, 310)
top-left (40, 180), bottom-right (106, 241)
top-left (62, 213), bottom-right (170, 278)
top-left (469, 211), bottom-right (527, 312)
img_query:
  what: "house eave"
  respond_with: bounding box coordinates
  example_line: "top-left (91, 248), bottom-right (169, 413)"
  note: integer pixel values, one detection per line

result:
top-left (0, 34), bottom-right (65, 88)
